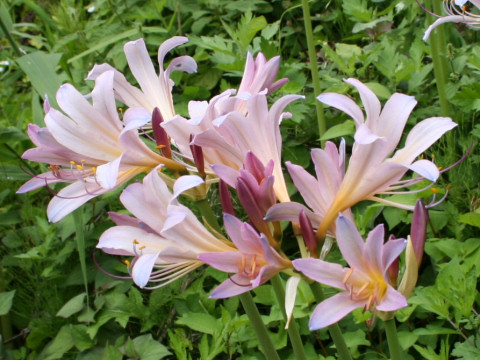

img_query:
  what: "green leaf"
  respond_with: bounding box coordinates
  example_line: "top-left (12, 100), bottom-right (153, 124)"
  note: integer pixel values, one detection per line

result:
top-left (38, 325), bottom-right (74, 360)
top-left (459, 212), bottom-right (480, 228)
top-left (451, 336), bottom-right (480, 359)
top-left (133, 334), bottom-right (171, 360)
top-left (176, 313), bottom-right (222, 335)
top-left (70, 325), bottom-right (94, 351)
top-left (101, 345), bottom-right (123, 360)
top-left (320, 120), bottom-right (355, 141)
top-left (56, 293), bottom-right (86, 318)
top-left (16, 52), bottom-right (64, 109)
top-left (0, 290), bottom-right (15, 315)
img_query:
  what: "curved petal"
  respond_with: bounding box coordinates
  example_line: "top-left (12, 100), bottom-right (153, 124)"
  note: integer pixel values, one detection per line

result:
top-left (293, 258), bottom-right (347, 290)
top-left (335, 214), bottom-right (366, 271)
top-left (392, 117), bottom-right (457, 165)
top-left (172, 175), bottom-right (204, 200)
top-left (209, 275), bottom-right (252, 298)
top-left (317, 93), bottom-right (364, 127)
top-left (265, 202), bottom-right (319, 227)
top-left (309, 292), bottom-right (364, 330)
top-left (405, 159), bottom-right (440, 181)
top-left (198, 251), bottom-right (241, 273)
top-left (47, 181), bottom-right (100, 222)
top-left (345, 78), bottom-right (381, 125)
top-left (375, 285), bottom-right (407, 311)
top-left (132, 253), bottom-right (160, 288)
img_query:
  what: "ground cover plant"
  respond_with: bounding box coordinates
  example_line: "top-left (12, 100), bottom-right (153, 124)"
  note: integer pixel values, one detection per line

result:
top-left (1, 0), bottom-right (479, 359)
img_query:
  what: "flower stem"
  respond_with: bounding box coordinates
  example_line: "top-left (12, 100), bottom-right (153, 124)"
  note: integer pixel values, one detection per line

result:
top-left (425, 0), bottom-right (450, 118)
top-left (384, 318), bottom-right (404, 360)
top-left (310, 283), bottom-right (352, 360)
top-left (195, 198), bottom-right (222, 233)
top-left (271, 275), bottom-right (308, 360)
top-left (239, 292), bottom-right (280, 360)
top-left (301, 0), bottom-right (326, 144)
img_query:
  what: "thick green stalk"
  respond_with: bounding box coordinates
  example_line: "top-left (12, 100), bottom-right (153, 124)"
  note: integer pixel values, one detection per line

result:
top-left (310, 283), bottom-right (353, 360)
top-left (270, 275), bottom-right (307, 360)
top-left (425, 0), bottom-right (450, 118)
top-left (73, 210), bottom-right (89, 305)
top-left (301, 0), bottom-right (326, 144)
top-left (195, 198), bottom-right (222, 233)
top-left (239, 292), bottom-right (280, 360)
top-left (384, 319), bottom-right (404, 360)
top-left (0, 267), bottom-right (13, 346)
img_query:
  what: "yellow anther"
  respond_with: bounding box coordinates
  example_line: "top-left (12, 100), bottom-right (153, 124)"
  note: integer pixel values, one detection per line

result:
top-left (92, 167), bottom-right (97, 174)
top-left (124, 260), bottom-right (131, 266)
top-left (133, 239), bottom-right (139, 244)
top-left (70, 160), bottom-right (76, 165)
top-left (76, 164), bottom-right (83, 170)
top-left (81, 159), bottom-right (86, 163)
top-left (438, 166), bottom-right (443, 171)
top-left (139, 245), bottom-right (146, 250)
top-left (446, 184), bottom-right (451, 190)
top-left (155, 144), bottom-right (166, 149)
top-left (431, 188), bottom-right (438, 194)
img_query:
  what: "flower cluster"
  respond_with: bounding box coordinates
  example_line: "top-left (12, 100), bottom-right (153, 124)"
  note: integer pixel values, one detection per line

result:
top-left (18, 36), bottom-right (456, 331)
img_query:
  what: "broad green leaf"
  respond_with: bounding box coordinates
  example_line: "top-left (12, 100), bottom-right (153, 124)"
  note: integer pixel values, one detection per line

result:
top-left (70, 324), bottom-right (94, 351)
top-left (176, 313), bottom-right (221, 335)
top-left (133, 334), bottom-right (171, 360)
top-left (38, 325), bottom-right (74, 360)
top-left (320, 120), bottom-right (355, 141)
top-left (56, 293), bottom-right (86, 318)
top-left (102, 345), bottom-right (123, 360)
top-left (459, 212), bottom-right (480, 228)
top-left (16, 52), bottom-right (64, 109)
top-left (0, 290), bottom-right (15, 315)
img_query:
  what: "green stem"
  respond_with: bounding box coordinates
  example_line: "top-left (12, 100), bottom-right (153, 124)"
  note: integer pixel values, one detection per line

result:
top-left (271, 275), bottom-right (308, 360)
top-left (239, 292), bottom-right (280, 360)
top-left (195, 198), bottom-right (222, 233)
top-left (301, 0), bottom-right (326, 145)
top-left (73, 210), bottom-right (89, 306)
top-left (310, 283), bottom-right (353, 360)
top-left (384, 319), bottom-right (404, 360)
top-left (425, 0), bottom-right (450, 118)
top-left (0, 267), bottom-right (13, 347)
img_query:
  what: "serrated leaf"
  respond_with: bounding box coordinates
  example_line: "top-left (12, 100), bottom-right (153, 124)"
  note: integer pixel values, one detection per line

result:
top-left (56, 293), bottom-right (86, 318)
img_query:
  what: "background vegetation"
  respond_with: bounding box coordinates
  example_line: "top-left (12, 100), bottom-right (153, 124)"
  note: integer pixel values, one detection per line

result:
top-left (0, 0), bottom-right (479, 359)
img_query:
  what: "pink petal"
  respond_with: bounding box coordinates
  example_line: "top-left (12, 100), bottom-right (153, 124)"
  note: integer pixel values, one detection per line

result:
top-left (375, 285), bottom-right (407, 312)
top-left (198, 251), bottom-right (241, 273)
top-left (293, 258), bottom-right (346, 290)
top-left (132, 253), bottom-right (160, 288)
top-left (172, 175), bottom-right (204, 200)
top-left (345, 78), bottom-right (381, 125)
top-left (47, 181), bottom-right (100, 222)
top-left (208, 275), bottom-right (253, 298)
top-left (317, 93), bottom-right (364, 127)
top-left (335, 214), bottom-right (366, 271)
top-left (309, 292), bottom-right (364, 330)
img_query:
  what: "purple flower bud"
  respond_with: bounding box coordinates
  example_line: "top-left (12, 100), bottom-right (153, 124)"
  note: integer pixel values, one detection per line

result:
top-left (152, 107), bottom-right (171, 159)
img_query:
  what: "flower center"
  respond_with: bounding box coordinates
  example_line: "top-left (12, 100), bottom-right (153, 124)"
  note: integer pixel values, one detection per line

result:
top-left (238, 254), bottom-right (260, 280)
top-left (342, 267), bottom-right (388, 311)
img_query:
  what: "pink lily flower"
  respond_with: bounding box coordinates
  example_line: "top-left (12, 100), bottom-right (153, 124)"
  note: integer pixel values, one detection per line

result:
top-left (97, 168), bottom-right (234, 288)
top-left (312, 78), bottom-right (456, 238)
top-left (198, 214), bottom-right (291, 298)
top-left (293, 215), bottom-right (407, 330)
top-left (87, 37), bottom-right (197, 120)
top-left (17, 71), bottom-right (184, 222)
top-left (173, 93), bottom-right (302, 203)
top-left (265, 140), bottom-right (353, 236)
top-left (423, 0), bottom-right (480, 41)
